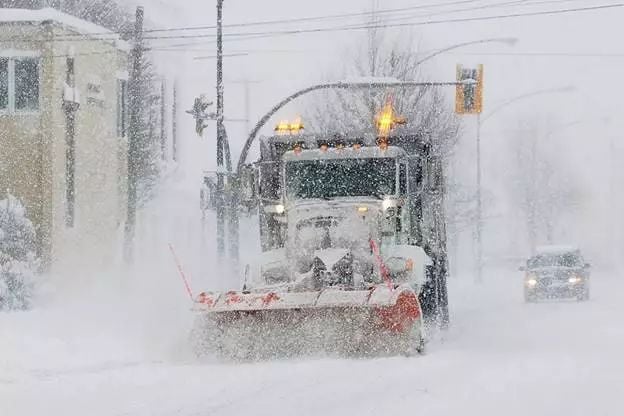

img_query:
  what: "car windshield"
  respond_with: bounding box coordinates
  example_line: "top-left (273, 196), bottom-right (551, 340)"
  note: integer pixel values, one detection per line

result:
top-left (528, 252), bottom-right (583, 268)
top-left (285, 158), bottom-right (396, 199)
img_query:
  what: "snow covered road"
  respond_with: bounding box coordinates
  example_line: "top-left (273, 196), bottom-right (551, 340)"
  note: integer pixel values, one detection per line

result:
top-left (3, 266), bottom-right (623, 416)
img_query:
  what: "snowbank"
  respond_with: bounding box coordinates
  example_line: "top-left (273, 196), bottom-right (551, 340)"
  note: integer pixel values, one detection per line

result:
top-left (0, 8), bottom-right (130, 51)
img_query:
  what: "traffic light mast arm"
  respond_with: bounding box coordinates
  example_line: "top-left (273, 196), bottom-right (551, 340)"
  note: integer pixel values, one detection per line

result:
top-left (236, 80), bottom-right (463, 173)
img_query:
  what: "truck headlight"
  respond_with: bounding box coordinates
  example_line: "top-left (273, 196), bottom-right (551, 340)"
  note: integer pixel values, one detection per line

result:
top-left (526, 278), bottom-right (538, 287)
top-left (382, 198), bottom-right (397, 211)
top-left (568, 276), bottom-right (582, 284)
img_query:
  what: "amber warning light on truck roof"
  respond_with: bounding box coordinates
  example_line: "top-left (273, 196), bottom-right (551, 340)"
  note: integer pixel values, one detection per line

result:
top-left (375, 101), bottom-right (407, 140)
top-left (275, 117), bottom-right (304, 135)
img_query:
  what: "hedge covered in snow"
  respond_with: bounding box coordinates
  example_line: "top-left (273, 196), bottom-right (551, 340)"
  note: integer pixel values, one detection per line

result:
top-left (0, 194), bottom-right (39, 311)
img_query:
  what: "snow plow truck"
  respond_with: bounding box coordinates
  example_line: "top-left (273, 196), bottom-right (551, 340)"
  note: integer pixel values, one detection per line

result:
top-left (192, 100), bottom-right (450, 361)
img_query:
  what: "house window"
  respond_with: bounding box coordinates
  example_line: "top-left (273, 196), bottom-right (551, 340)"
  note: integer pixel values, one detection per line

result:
top-left (116, 79), bottom-right (127, 137)
top-left (14, 58), bottom-right (39, 111)
top-left (0, 55), bottom-right (40, 113)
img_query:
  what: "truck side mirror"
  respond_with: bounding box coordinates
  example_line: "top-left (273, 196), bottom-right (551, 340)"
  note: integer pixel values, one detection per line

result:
top-left (584, 263), bottom-right (591, 269)
top-left (238, 165), bottom-right (259, 212)
top-left (518, 266), bottom-right (526, 272)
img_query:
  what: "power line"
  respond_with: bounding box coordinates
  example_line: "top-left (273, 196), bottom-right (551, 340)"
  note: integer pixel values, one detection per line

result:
top-left (193, 52), bottom-right (249, 60)
top-left (0, 2), bottom-right (620, 44)
top-left (0, 3), bottom-right (589, 42)
top-left (45, 49), bottom-right (624, 60)
top-left (0, 0), bottom-right (485, 41)
top-left (449, 51), bottom-right (624, 57)
top-left (146, 3), bottom-right (624, 44)
top-left (144, 0), bottom-right (485, 33)
top-left (222, 3), bottom-right (624, 39)
top-left (363, 0), bottom-right (597, 26)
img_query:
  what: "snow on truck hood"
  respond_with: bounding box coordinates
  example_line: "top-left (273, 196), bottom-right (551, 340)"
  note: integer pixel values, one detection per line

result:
top-left (314, 248), bottom-right (350, 269)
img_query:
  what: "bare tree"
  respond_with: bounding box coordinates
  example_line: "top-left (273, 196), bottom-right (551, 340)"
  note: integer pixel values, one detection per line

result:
top-left (305, 29), bottom-right (465, 277)
top-left (506, 115), bottom-right (585, 252)
top-left (305, 30), bottom-right (461, 159)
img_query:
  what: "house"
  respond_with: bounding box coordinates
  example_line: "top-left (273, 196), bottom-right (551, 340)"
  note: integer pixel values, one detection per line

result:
top-left (0, 8), bottom-right (129, 273)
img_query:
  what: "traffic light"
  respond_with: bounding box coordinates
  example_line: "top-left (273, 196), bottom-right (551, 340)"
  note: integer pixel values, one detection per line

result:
top-left (186, 95), bottom-right (216, 137)
top-left (455, 64), bottom-right (483, 115)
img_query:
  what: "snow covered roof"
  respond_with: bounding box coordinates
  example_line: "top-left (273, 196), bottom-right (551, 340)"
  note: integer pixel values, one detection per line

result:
top-left (0, 8), bottom-right (130, 51)
top-left (282, 146), bottom-right (406, 162)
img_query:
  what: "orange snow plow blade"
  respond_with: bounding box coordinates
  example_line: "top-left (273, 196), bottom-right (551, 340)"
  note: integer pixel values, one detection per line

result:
top-left (190, 285), bottom-right (424, 361)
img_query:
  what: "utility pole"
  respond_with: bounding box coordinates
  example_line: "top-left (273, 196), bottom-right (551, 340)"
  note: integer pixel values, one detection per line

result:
top-left (124, 6), bottom-right (144, 263)
top-left (475, 114), bottom-right (483, 283)
top-left (243, 79), bottom-right (250, 135)
top-left (172, 80), bottom-right (178, 162)
top-left (215, 0), bottom-right (226, 261)
top-left (455, 64), bottom-right (484, 283)
top-left (160, 79), bottom-right (166, 161)
top-left (225, 79), bottom-right (261, 133)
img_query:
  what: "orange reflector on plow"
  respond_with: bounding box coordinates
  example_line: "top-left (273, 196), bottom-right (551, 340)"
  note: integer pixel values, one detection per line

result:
top-left (375, 291), bottom-right (421, 333)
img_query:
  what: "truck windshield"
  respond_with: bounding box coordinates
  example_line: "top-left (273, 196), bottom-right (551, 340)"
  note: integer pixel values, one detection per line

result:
top-left (285, 158), bottom-right (396, 199)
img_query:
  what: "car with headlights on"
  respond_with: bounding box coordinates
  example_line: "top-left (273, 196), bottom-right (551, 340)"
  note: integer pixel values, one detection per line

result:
top-left (520, 246), bottom-right (590, 302)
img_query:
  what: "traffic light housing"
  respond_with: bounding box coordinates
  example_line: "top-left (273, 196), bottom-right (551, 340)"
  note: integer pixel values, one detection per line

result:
top-left (455, 64), bottom-right (483, 114)
top-left (186, 95), bottom-right (215, 137)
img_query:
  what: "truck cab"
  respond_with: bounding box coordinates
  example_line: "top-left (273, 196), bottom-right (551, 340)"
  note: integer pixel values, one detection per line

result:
top-left (248, 131), bottom-right (449, 324)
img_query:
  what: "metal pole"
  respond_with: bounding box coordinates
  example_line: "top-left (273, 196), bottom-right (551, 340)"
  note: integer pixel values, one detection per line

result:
top-left (124, 6), bottom-right (144, 264)
top-left (610, 133), bottom-right (616, 269)
top-left (160, 79), bottom-right (166, 161)
top-left (237, 80), bottom-right (462, 173)
top-left (172, 80), bottom-right (178, 162)
top-left (416, 37), bottom-right (516, 67)
top-left (528, 131), bottom-right (538, 255)
top-left (215, 0), bottom-right (226, 261)
top-left (476, 113), bottom-right (483, 283)
top-left (244, 79), bottom-right (250, 135)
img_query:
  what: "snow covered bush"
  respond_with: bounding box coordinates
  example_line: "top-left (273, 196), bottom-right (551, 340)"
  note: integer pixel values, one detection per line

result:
top-left (0, 194), bottom-right (39, 311)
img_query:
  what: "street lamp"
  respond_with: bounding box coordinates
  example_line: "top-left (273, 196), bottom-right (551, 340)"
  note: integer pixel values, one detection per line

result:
top-left (413, 36), bottom-right (516, 283)
top-left (480, 85), bottom-right (576, 125)
top-left (474, 85), bottom-right (576, 283)
top-left (416, 37), bottom-right (518, 66)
